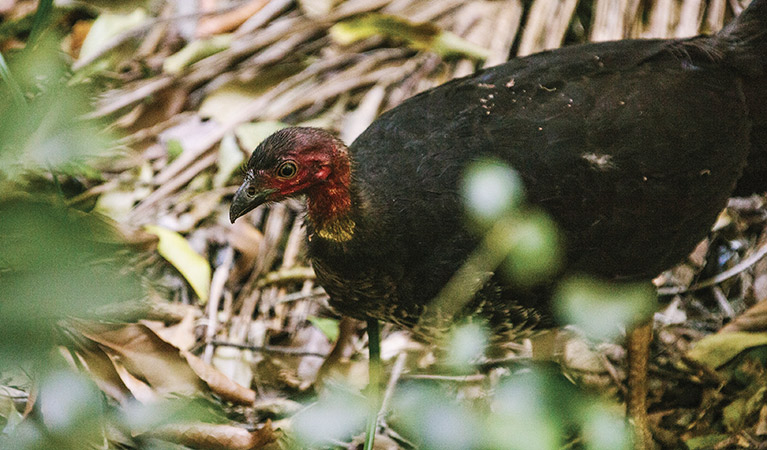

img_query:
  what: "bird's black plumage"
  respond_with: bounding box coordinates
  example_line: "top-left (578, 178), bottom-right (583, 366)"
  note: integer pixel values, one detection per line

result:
top-left (232, 0), bottom-right (767, 339)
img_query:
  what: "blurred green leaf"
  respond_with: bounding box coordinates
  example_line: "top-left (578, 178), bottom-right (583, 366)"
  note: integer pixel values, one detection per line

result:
top-left (0, 51), bottom-right (25, 107)
top-left (393, 383), bottom-right (481, 450)
top-left (444, 322), bottom-right (487, 370)
top-left (688, 332), bottom-right (767, 369)
top-left (121, 397), bottom-right (229, 434)
top-left (0, 199), bottom-right (143, 364)
top-left (487, 370), bottom-right (568, 450)
top-left (499, 210), bottom-right (562, 286)
top-left (722, 397), bottom-right (747, 432)
top-left (307, 316), bottom-right (340, 342)
top-left (144, 225), bottom-right (211, 303)
top-left (37, 371), bottom-right (105, 442)
top-left (0, 37), bottom-right (115, 182)
top-left (582, 405), bottom-right (631, 450)
top-left (555, 277), bottom-right (656, 340)
top-left (685, 434), bottom-right (729, 450)
top-left (0, 388), bottom-right (24, 435)
top-left (330, 14), bottom-right (489, 60)
top-left (166, 139), bottom-right (184, 160)
top-left (293, 386), bottom-right (367, 446)
top-left (77, 9), bottom-right (148, 68)
top-left (462, 159), bottom-right (525, 226)
top-left (27, 0), bottom-right (54, 46)
top-left (0, 370), bottom-right (107, 449)
top-left (163, 34), bottom-right (233, 75)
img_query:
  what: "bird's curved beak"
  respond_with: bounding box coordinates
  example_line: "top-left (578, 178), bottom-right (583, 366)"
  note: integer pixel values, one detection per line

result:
top-left (229, 181), bottom-right (275, 223)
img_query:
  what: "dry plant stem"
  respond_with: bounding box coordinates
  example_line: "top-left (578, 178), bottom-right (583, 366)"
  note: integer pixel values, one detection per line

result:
top-left (517, 0), bottom-right (579, 56)
top-left (627, 320), bottom-right (654, 450)
top-left (210, 340), bottom-right (327, 358)
top-left (89, 76), bottom-right (174, 119)
top-left (236, 204), bottom-right (289, 307)
top-left (197, 0), bottom-right (270, 36)
top-left (203, 246), bottom-right (234, 364)
top-left (657, 240), bottom-right (767, 295)
top-left (235, 0), bottom-right (294, 36)
top-left (711, 285), bottom-right (736, 318)
top-left (274, 288), bottom-right (327, 304)
top-left (281, 215), bottom-right (307, 268)
top-left (256, 267), bottom-right (316, 288)
top-left (129, 151), bottom-right (218, 221)
top-left (379, 352), bottom-right (407, 418)
top-left (676, 0), bottom-right (705, 37)
top-left (483, 0), bottom-right (523, 67)
top-left (232, 289), bottom-right (261, 342)
top-left (402, 373), bottom-right (487, 382)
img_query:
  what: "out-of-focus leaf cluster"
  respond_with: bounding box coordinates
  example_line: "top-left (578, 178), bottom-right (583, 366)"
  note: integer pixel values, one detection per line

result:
top-left (0, 198), bottom-right (143, 365)
top-left (0, 37), bottom-right (116, 185)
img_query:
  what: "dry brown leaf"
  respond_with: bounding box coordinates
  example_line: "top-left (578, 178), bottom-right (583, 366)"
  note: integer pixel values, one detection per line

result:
top-left (147, 420), bottom-right (279, 449)
top-left (141, 312), bottom-right (197, 351)
top-left (722, 300), bottom-right (767, 333)
top-left (183, 351), bottom-right (256, 406)
top-left (75, 321), bottom-right (207, 397)
top-left (74, 344), bottom-right (132, 403)
top-left (75, 320), bottom-right (258, 405)
top-left (108, 354), bottom-right (161, 403)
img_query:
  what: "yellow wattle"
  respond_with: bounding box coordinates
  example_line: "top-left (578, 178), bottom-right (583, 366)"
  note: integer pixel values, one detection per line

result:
top-left (316, 216), bottom-right (356, 242)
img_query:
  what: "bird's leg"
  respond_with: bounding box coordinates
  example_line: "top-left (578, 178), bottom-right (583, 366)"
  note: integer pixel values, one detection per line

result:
top-left (315, 317), bottom-right (358, 388)
top-left (363, 318), bottom-right (381, 450)
top-left (626, 320), bottom-right (654, 450)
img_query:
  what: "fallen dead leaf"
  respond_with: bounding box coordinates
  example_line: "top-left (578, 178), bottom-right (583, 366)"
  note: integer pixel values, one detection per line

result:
top-left (721, 300), bottom-right (767, 333)
top-left (687, 331), bottom-right (767, 369)
top-left (75, 321), bottom-right (207, 397)
top-left (146, 420), bottom-right (279, 449)
top-left (184, 351), bottom-right (256, 406)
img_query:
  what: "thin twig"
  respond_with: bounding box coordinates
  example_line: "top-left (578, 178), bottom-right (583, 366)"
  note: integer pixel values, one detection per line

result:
top-left (378, 352), bottom-right (407, 421)
top-left (203, 247), bottom-right (234, 364)
top-left (657, 241), bottom-right (767, 296)
top-left (129, 151), bottom-right (218, 222)
top-left (401, 373), bottom-right (487, 382)
top-left (210, 340), bottom-right (327, 358)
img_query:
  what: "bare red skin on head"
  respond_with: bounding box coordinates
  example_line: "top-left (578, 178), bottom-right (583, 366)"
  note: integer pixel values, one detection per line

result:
top-left (263, 136), bottom-right (352, 229)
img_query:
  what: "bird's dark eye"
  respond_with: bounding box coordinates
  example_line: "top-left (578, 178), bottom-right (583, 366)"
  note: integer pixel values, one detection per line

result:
top-left (246, 185), bottom-right (256, 196)
top-left (277, 161), bottom-right (298, 179)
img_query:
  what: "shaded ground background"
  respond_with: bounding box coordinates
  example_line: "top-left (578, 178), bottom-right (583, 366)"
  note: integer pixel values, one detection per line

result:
top-left (1, 0), bottom-right (767, 449)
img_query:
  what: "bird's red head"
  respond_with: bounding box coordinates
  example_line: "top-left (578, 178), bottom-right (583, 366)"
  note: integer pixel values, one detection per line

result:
top-left (229, 127), bottom-right (352, 228)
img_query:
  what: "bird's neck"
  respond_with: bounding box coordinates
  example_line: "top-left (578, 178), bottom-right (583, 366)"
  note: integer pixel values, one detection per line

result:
top-left (305, 149), bottom-right (356, 242)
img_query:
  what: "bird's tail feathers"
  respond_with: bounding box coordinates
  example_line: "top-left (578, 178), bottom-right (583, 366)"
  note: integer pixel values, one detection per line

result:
top-left (719, 0), bottom-right (767, 74)
top-left (726, 0), bottom-right (767, 197)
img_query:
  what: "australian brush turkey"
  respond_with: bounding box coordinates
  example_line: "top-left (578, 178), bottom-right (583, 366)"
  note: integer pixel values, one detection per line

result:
top-left (231, 0), bottom-right (767, 447)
